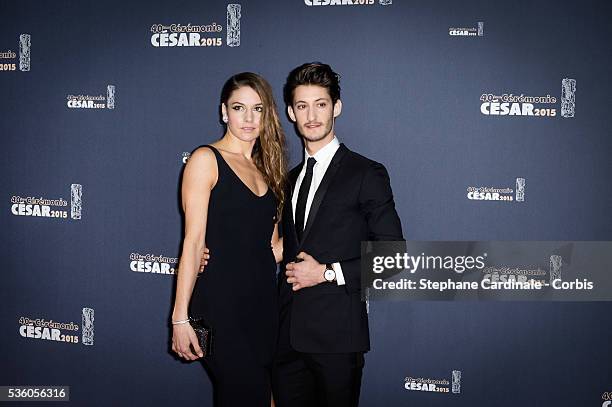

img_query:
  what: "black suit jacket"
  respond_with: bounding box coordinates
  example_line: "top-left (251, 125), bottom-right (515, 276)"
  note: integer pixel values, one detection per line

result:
top-left (278, 143), bottom-right (404, 354)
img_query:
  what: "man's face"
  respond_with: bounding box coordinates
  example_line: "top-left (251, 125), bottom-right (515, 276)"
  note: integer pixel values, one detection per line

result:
top-left (288, 85), bottom-right (341, 143)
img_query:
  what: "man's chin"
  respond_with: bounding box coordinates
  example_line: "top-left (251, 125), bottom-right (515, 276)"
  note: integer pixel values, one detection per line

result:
top-left (301, 129), bottom-right (329, 143)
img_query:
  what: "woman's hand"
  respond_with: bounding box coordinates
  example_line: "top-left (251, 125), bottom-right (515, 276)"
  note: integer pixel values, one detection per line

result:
top-left (199, 247), bottom-right (210, 273)
top-left (172, 323), bottom-right (204, 361)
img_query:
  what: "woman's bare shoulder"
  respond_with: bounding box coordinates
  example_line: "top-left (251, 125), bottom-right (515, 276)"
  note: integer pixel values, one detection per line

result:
top-left (189, 146), bottom-right (217, 165)
top-left (183, 146), bottom-right (218, 187)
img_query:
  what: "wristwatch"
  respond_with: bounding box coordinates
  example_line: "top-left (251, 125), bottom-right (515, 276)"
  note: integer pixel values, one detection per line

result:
top-left (323, 263), bottom-right (336, 282)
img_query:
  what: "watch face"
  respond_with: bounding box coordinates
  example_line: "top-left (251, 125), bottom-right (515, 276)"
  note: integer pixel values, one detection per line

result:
top-left (324, 268), bottom-right (335, 282)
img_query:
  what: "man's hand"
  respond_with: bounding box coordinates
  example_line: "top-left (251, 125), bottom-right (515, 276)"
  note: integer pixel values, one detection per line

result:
top-left (199, 247), bottom-right (210, 273)
top-left (285, 252), bottom-right (326, 291)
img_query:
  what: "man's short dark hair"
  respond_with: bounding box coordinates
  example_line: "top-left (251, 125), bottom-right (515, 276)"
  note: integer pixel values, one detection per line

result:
top-left (284, 62), bottom-right (341, 106)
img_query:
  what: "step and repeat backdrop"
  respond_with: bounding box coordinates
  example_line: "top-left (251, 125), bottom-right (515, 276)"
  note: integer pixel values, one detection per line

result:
top-left (2, 0), bottom-right (611, 406)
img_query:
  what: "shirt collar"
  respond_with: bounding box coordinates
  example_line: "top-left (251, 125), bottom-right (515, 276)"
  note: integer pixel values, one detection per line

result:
top-left (304, 136), bottom-right (340, 164)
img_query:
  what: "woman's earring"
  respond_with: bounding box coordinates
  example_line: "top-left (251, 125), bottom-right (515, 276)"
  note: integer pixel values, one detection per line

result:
top-left (222, 116), bottom-right (228, 123)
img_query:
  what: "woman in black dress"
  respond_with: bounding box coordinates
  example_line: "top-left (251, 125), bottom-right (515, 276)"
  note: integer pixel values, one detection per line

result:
top-left (171, 72), bottom-right (287, 406)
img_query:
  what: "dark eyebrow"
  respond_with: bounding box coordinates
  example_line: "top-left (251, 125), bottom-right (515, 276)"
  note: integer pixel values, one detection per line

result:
top-left (295, 98), bottom-right (329, 104)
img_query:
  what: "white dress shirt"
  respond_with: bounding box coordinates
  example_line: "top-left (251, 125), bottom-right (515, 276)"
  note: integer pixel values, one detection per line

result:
top-left (291, 137), bottom-right (346, 285)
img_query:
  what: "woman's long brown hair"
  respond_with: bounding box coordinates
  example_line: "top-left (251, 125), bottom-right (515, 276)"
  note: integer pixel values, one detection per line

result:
top-left (220, 72), bottom-right (288, 220)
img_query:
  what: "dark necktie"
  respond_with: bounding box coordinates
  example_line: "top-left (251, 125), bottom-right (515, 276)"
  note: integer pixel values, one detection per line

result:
top-left (295, 157), bottom-right (316, 241)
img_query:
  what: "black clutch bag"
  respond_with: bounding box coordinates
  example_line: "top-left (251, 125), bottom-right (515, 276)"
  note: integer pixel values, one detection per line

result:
top-left (189, 317), bottom-right (214, 357)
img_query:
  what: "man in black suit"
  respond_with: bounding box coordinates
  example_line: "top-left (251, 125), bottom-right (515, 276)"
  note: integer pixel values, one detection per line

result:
top-left (272, 62), bottom-right (404, 407)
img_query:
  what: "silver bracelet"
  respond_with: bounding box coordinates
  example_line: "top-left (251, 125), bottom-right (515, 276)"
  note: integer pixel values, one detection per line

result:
top-left (172, 319), bottom-right (190, 325)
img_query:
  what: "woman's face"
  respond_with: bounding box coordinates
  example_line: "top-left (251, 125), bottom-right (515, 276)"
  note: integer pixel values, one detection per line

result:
top-left (223, 86), bottom-right (263, 142)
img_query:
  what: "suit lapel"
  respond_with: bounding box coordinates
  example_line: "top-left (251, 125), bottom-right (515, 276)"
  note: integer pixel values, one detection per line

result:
top-left (298, 144), bottom-right (348, 248)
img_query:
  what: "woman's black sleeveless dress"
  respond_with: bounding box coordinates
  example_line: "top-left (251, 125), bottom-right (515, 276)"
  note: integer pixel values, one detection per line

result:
top-left (189, 145), bottom-right (278, 406)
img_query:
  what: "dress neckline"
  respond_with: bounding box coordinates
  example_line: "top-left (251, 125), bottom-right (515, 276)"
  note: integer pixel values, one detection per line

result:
top-left (207, 145), bottom-right (270, 199)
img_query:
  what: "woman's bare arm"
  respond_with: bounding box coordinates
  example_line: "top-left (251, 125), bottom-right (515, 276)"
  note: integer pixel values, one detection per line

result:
top-left (172, 147), bottom-right (217, 323)
top-left (271, 223), bottom-right (283, 264)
